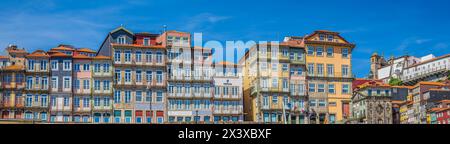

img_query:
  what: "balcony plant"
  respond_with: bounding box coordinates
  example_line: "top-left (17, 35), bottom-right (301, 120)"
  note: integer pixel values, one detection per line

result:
top-left (388, 78), bottom-right (403, 86)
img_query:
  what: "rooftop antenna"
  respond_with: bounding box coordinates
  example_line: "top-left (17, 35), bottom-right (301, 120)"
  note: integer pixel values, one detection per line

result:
top-left (163, 25), bottom-right (167, 33)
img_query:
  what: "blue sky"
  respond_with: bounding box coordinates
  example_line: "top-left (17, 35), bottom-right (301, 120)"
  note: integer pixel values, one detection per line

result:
top-left (1, 0), bottom-right (450, 78)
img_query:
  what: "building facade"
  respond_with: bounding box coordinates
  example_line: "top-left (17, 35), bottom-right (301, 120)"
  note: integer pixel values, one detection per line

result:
top-left (91, 55), bottom-right (113, 123)
top-left (212, 62), bottom-right (244, 123)
top-left (0, 45), bottom-right (27, 120)
top-left (303, 30), bottom-right (355, 123)
top-left (350, 80), bottom-right (393, 124)
top-left (24, 50), bottom-right (50, 122)
top-left (48, 46), bottom-right (74, 123)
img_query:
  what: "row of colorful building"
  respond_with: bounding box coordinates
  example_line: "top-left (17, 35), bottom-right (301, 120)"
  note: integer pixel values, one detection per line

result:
top-left (0, 27), bottom-right (358, 124)
top-left (347, 52), bottom-right (450, 124)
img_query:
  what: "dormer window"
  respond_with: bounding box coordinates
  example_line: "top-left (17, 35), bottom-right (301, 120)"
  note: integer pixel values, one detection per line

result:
top-left (143, 38), bottom-right (150, 46)
top-left (117, 36), bottom-right (126, 44)
top-left (328, 35), bottom-right (334, 41)
top-left (319, 34), bottom-right (325, 41)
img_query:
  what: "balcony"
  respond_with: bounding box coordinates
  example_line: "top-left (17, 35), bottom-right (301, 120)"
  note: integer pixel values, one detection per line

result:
top-left (308, 72), bottom-right (354, 79)
top-left (402, 66), bottom-right (448, 85)
top-left (93, 106), bottom-right (113, 111)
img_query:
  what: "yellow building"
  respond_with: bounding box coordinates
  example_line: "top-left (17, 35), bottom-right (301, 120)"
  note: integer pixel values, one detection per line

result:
top-left (241, 41), bottom-right (307, 124)
top-left (303, 30), bottom-right (355, 124)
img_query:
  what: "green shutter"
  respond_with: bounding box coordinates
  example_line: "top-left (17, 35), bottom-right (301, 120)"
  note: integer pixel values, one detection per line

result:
top-left (125, 110), bottom-right (132, 117)
top-left (114, 110), bottom-right (121, 117)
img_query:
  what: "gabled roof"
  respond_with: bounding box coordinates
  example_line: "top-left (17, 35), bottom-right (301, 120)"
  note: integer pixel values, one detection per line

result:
top-left (354, 79), bottom-right (390, 90)
top-left (51, 45), bottom-right (75, 51)
top-left (49, 52), bottom-right (71, 57)
top-left (111, 26), bottom-right (133, 35)
top-left (304, 30), bottom-right (355, 47)
top-left (26, 50), bottom-right (50, 58)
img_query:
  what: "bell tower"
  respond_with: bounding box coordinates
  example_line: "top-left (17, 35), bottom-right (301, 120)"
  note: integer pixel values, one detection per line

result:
top-left (370, 52), bottom-right (382, 79)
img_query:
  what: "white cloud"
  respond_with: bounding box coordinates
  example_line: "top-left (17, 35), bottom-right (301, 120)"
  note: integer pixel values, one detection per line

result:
top-left (182, 13), bottom-right (231, 31)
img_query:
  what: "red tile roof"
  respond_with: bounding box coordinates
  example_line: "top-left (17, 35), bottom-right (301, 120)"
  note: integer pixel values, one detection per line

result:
top-left (26, 50), bottom-right (50, 58)
top-left (76, 48), bottom-right (96, 53)
top-left (2, 65), bottom-right (24, 71)
top-left (93, 55), bottom-right (110, 60)
top-left (73, 54), bottom-right (92, 59)
top-left (49, 52), bottom-right (71, 57)
top-left (0, 55), bottom-right (8, 59)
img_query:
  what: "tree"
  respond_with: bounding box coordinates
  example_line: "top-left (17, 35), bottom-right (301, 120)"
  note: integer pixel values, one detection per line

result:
top-left (388, 78), bottom-right (403, 86)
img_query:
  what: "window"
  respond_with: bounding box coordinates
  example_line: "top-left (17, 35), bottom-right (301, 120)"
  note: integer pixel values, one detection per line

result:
top-left (26, 76), bottom-right (33, 89)
top-left (156, 91), bottom-right (163, 102)
top-left (290, 52), bottom-right (294, 60)
top-left (342, 84), bottom-right (350, 94)
top-left (282, 79), bottom-right (288, 89)
top-left (51, 96), bottom-right (56, 107)
top-left (41, 77), bottom-right (48, 89)
top-left (114, 91), bottom-right (121, 103)
top-left (319, 100), bottom-right (326, 107)
top-left (114, 50), bottom-right (121, 62)
top-left (316, 46), bottom-right (323, 56)
top-left (328, 84), bottom-right (335, 93)
top-left (94, 97), bottom-right (100, 106)
top-left (104, 97), bottom-right (110, 107)
top-left (103, 63), bottom-right (110, 73)
top-left (307, 46), bottom-right (314, 55)
top-left (263, 95), bottom-right (269, 106)
top-left (282, 49), bottom-right (288, 57)
top-left (39, 61), bottom-right (47, 71)
top-left (63, 60), bottom-right (71, 71)
top-left (329, 102), bottom-right (337, 107)
top-left (327, 47), bottom-right (333, 56)
top-left (124, 51), bottom-right (131, 62)
top-left (125, 70), bottom-right (131, 82)
top-left (319, 34), bottom-right (325, 41)
top-left (272, 78), bottom-right (278, 88)
top-left (318, 84), bottom-right (325, 93)
top-left (145, 51), bottom-right (152, 63)
top-left (136, 70), bottom-right (142, 83)
top-left (146, 91), bottom-right (152, 102)
top-left (342, 48), bottom-right (349, 58)
top-left (117, 36), bottom-right (126, 44)
top-left (74, 97), bottom-right (80, 108)
top-left (94, 80), bottom-right (100, 90)
top-left (282, 64), bottom-right (288, 71)
top-left (51, 60), bottom-right (58, 70)
top-left (136, 91), bottom-right (142, 102)
top-left (115, 69), bottom-right (121, 83)
top-left (271, 95), bottom-right (278, 104)
top-left (317, 64), bottom-right (324, 76)
top-left (26, 95), bottom-right (32, 107)
top-left (63, 77), bottom-right (71, 89)
top-left (309, 83), bottom-right (315, 92)
top-left (342, 65), bottom-right (349, 77)
top-left (27, 60), bottom-right (35, 71)
top-left (143, 38), bottom-right (150, 46)
top-left (156, 52), bottom-right (162, 63)
top-left (103, 80), bottom-right (110, 91)
top-left (94, 63), bottom-right (100, 73)
top-left (83, 80), bottom-right (90, 90)
top-left (327, 64), bottom-right (334, 76)
top-left (309, 100), bottom-right (316, 107)
top-left (156, 71), bottom-right (163, 83)
top-left (83, 97), bottom-right (90, 107)
top-left (272, 63), bottom-right (278, 71)
top-left (327, 35), bottom-right (334, 41)
top-left (136, 51), bottom-right (142, 62)
top-left (125, 91), bottom-right (131, 103)
top-left (368, 90), bottom-right (373, 96)
top-left (64, 97), bottom-right (69, 106)
top-left (308, 63), bottom-right (314, 75)
top-left (73, 64), bottom-right (80, 72)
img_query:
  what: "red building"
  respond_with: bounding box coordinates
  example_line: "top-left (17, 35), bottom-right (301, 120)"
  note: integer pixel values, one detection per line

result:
top-left (435, 100), bottom-right (450, 124)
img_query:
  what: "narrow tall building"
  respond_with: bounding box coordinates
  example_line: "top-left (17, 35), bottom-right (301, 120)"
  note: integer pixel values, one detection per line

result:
top-left (212, 61), bottom-right (244, 123)
top-left (72, 50), bottom-right (94, 123)
top-left (241, 41), bottom-right (308, 124)
top-left (0, 45), bottom-right (27, 119)
top-left (48, 45), bottom-right (74, 123)
top-left (303, 30), bottom-right (355, 124)
top-left (98, 26), bottom-right (167, 123)
top-left (24, 50), bottom-right (50, 122)
top-left (91, 55), bottom-right (113, 123)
